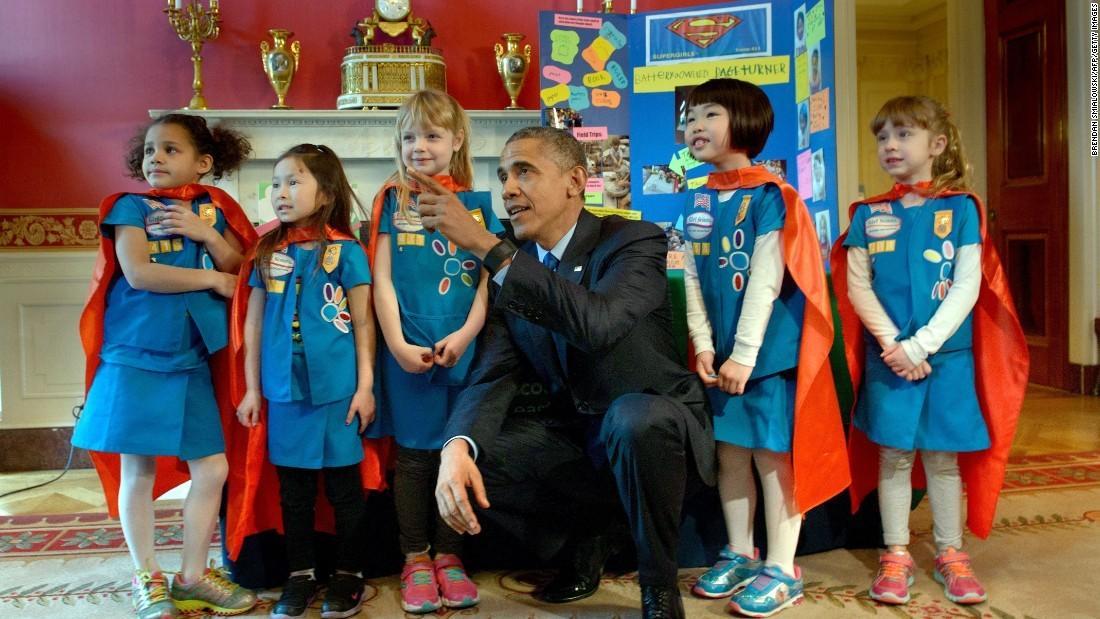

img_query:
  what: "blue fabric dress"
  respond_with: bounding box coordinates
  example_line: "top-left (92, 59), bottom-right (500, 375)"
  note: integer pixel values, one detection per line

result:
top-left (684, 183), bottom-right (806, 452)
top-left (73, 193), bottom-right (228, 460)
top-left (365, 188), bottom-right (503, 450)
top-left (843, 194), bottom-right (990, 452)
top-left (250, 239), bottom-right (372, 469)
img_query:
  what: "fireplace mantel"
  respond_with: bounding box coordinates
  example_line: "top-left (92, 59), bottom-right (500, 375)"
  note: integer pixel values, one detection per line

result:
top-left (150, 109), bottom-right (542, 222)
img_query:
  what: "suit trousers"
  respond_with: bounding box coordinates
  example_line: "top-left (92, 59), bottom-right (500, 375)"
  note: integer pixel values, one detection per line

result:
top-left (476, 392), bottom-right (704, 587)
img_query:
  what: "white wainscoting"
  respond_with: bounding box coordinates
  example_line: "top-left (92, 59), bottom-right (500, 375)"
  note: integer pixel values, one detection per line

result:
top-left (0, 251), bottom-right (96, 429)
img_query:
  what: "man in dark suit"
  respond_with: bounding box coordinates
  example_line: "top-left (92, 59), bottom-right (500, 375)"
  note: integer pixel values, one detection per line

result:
top-left (413, 126), bottom-right (713, 618)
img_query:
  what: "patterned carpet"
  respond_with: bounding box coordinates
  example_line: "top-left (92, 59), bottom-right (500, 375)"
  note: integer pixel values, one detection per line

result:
top-left (2, 451), bottom-right (1099, 618)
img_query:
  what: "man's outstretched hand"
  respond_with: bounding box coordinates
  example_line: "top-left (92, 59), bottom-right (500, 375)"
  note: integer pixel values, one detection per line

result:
top-left (410, 168), bottom-right (497, 258)
top-left (435, 439), bottom-right (491, 535)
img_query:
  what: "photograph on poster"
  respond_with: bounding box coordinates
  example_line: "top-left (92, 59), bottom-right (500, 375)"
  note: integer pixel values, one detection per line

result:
top-left (811, 148), bottom-right (826, 202)
top-left (797, 100), bottom-right (810, 149)
top-left (814, 208), bottom-right (831, 265)
top-left (642, 164), bottom-right (686, 195)
top-left (808, 40), bottom-right (822, 93)
top-left (755, 159), bottom-right (788, 181)
top-left (794, 4), bottom-right (807, 55)
top-left (673, 84), bottom-right (693, 144)
top-left (545, 106), bottom-right (585, 129)
top-left (581, 135), bottom-right (632, 209)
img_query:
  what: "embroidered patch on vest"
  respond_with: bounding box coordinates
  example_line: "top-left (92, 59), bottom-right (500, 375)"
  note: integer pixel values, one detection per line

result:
top-left (693, 192), bottom-right (712, 211)
top-left (320, 282), bottom-right (351, 333)
top-left (934, 210), bottom-right (953, 238)
top-left (199, 204), bottom-right (217, 226)
top-left (868, 240), bottom-right (896, 255)
top-left (685, 211), bottom-right (714, 240)
top-left (865, 214), bottom-right (902, 239)
top-left (397, 232), bottom-right (425, 247)
top-left (469, 208), bottom-right (486, 228)
top-left (267, 251), bottom-right (295, 278)
top-left (322, 244), bottom-right (341, 273)
top-left (735, 194), bottom-right (751, 226)
top-left (869, 202), bottom-right (893, 214)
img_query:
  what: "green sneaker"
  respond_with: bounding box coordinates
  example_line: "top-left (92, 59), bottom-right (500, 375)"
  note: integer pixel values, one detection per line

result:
top-left (131, 570), bottom-right (179, 619)
top-left (170, 562), bottom-right (257, 616)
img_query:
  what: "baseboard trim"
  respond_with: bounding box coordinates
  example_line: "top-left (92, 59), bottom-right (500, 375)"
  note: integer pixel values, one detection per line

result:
top-left (0, 427), bottom-right (93, 472)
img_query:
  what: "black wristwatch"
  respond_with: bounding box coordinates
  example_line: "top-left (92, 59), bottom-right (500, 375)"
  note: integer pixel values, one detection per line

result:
top-left (482, 238), bottom-right (518, 275)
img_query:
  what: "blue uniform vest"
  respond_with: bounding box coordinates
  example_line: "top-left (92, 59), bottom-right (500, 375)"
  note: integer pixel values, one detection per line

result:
top-left (100, 193), bottom-right (228, 358)
top-left (254, 240), bottom-right (371, 405)
top-left (844, 193), bottom-right (982, 353)
top-left (684, 183), bottom-right (805, 378)
top-left (380, 187), bottom-right (502, 385)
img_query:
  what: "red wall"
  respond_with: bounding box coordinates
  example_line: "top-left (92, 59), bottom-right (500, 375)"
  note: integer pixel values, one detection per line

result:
top-left (2, 0), bottom-right (713, 209)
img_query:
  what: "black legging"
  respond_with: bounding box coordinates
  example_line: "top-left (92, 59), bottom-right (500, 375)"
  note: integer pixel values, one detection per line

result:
top-left (393, 445), bottom-right (463, 556)
top-left (276, 464), bottom-right (365, 573)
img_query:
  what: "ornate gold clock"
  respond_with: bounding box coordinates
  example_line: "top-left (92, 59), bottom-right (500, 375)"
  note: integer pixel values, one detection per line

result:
top-left (338, 0), bottom-right (446, 109)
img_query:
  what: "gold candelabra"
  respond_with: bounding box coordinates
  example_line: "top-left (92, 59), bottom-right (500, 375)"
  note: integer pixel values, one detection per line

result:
top-left (164, 0), bottom-right (221, 110)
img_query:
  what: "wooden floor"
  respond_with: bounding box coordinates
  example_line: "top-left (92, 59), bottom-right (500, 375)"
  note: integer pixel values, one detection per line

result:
top-left (1, 385), bottom-right (1098, 516)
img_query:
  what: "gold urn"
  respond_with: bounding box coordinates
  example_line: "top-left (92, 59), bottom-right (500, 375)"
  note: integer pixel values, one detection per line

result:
top-left (260, 29), bottom-right (301, 109)
top-left (494, 33), bottom-right (532, 110)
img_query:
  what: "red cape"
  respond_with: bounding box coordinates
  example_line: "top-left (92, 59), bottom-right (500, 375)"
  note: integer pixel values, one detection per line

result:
top-left (79, 184), bottom-right (258, 518)
top-left (706, 167), bottom-right (851, 513)
top-left (225, 225), bottom-right (392, 560)
top-left (830, 183), bottom-right (1028, 538)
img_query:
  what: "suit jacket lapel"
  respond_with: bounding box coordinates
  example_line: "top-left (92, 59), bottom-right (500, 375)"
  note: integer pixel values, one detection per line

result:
top-left (550, 210), bottom-right (602, 378)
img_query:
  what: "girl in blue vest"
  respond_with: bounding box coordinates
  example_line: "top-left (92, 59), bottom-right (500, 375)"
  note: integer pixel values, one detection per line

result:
top-left (72, 113), bottom-right (258, 618)
top-left (365, 90), bottom-right (502, 613)
top-left (682, 79), bottom-right (835, 617)
top-left (842, 96), bottom-right (989, 606)
top-left (236, 144), bottom-right (375, 619)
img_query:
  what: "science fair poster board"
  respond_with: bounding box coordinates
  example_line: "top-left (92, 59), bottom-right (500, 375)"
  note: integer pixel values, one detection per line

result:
top-left (539, 1), bottom-right (837, 266)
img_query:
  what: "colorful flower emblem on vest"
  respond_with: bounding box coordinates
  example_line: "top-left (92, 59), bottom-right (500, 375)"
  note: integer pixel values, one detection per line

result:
top-left (717, 228), bottom-right (750, 292)
top-left (432, 238), bottom-right (478, 295)
top-left (923, 239), bottom-right (956, 301)
top-left (320, 282), bottom-right (352, 333)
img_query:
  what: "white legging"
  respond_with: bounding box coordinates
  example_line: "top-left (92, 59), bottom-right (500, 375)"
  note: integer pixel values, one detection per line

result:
top-left (717, 443), bottom-right (801, 576)
top-left (878, 447), bottom-right (963, 551)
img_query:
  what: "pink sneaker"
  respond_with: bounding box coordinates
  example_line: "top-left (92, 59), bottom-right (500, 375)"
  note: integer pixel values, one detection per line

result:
top-left (400, 556), bottom-right (441, 614)
top-left (934, 549), bottom-right (987, 605)
top-left (434, 553), bottom-right (479, 608)
top-left (869, 552), bottom-right (915, 605)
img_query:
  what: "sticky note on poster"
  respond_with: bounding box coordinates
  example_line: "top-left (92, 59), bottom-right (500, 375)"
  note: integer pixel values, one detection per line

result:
top-left (543, 65), bottom-right (572, 84)
top-left (540, 83), bottom-right (570, 106)
top-left (599, 21), bottom-right (627, 49)
top-left (582, 36), bottom-right (616, 71)
top-left (568, 85), bottom-right (591, 110)
top-left (687, 176), bottom-right (708, 190)
top-left (669, 147), bottom-right (706, 176)
top-left (554, 13), bottom-right (603, 29)
top-left (810, 88), bottom-right (830, 132)
top-left (606, 60), bottom-right (628, 88)
top-left (573, 126), bottom-right (609, 141)
top-left (550, 29), bottom-right (581, 64)
top-left (806, 1), bottom-right (826, 45)
top-left (591, 88), bottom-right (621, 108)
top-left (795, 53), bottom-right (809, 102)
top-left (585, 191), bottom-right (604, 205)
top-left (583, 70), bottom-right (612, 87)
top-left (796, 150), bottom-right (813, 199)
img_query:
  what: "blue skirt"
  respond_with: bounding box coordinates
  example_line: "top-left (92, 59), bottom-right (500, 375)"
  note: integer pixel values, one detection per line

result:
top-left (854, 347), bottom-right (990, 452)
top-left (364, 346), bottom-right (461, 450)
top-left (267, 396), bottom-right (364, 469)
top-left (709, 368), bottom-right (796, 453)
top-left (72, 361), bottom-right (224, 461)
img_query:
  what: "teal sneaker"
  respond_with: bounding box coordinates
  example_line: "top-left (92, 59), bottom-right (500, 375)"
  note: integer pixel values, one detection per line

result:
top-left (728, 565), bottom-right (803, 617)
top-left (691, 547), bottom-right (762, 598)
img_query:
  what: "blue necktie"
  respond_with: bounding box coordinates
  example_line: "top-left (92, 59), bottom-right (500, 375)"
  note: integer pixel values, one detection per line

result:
top-left (542, 251), bottom-right (560, 272)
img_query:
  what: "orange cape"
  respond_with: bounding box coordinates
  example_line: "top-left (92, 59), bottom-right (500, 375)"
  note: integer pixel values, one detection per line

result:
top-left (830, 183), bottom-right (1028, 538)
top-left (79, 184), bottom-right (258, 518)
top-left (706, 167), bottom-right (851, 512)
top-left (225, 225), bottom-right (392, 560)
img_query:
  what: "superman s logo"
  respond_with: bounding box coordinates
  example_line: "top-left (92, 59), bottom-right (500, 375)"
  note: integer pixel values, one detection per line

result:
top-left (666, 14), bottom-right (742, 49)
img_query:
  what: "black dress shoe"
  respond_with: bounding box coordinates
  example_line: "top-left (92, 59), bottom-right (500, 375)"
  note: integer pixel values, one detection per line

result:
top-left (641, 584), bottom-right (685, 619)
top-left (537, 534), bottom-right (617, 603)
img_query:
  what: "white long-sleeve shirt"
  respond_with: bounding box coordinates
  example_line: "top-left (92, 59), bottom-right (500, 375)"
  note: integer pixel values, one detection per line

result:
top-left (845, 243), bottom-right (982, 364)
